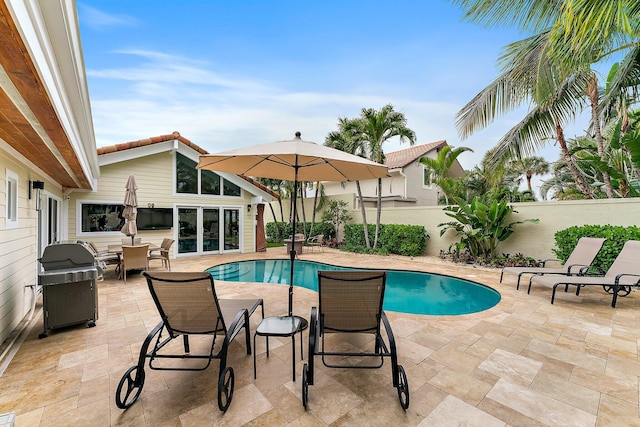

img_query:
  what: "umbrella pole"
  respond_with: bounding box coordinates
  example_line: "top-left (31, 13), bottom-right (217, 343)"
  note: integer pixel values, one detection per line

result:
top-left (288, 160), bottom-right (299, 317)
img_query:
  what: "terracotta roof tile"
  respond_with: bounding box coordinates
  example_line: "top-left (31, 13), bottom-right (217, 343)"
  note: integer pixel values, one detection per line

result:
top-left (385, 140), bottom-right (447, 169)
top-left (96, 131), bottom-right (208, 155)
top-left (97, 131), bottom-right (280, 200)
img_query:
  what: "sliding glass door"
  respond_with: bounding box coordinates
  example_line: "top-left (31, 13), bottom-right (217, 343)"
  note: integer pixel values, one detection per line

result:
top-left (177, 206), bottom-right (240, 255)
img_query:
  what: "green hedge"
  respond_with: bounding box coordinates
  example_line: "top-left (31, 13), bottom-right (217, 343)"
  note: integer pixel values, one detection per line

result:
top-left (265, 221), bottom-right (335, 243)
top-left (343, 223), bottom-right (429, 257)
top-left (554, 225), bottom-right (640, 271)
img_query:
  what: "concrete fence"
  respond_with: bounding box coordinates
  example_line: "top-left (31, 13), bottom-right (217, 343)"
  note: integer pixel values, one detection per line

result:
top-left (267, 196), bottom-right (640, 260)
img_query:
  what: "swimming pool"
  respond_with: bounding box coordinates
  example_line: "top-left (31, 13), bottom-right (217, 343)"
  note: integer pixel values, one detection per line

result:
top-left (206, 259), bottom-right (500, 316)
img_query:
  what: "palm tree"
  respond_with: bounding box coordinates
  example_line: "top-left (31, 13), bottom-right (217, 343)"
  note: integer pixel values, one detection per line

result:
top-left (419, 145), bottom-right (472, 204)
top-left (451, 1), bottom-right (640, 199)
top-left (325, 118), bottom-right (373, 248)
top-left (347, 105), bottom-right (416, 248)
top-left (257, 178), bottom-right (286, 238)
top-left (455, 30), bottom-right (595, 198)
top-left (309, 181), bottom-right (326, 237)
top-left (507, 156), bottom-right (550, 193)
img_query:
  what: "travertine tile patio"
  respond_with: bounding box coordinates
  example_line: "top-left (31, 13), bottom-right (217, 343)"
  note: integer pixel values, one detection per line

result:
top-left (1, 247), bottom-right (638, 426)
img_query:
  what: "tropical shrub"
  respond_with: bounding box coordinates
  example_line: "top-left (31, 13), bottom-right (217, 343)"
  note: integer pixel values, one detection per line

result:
top-left (439, 196), bottom-right (539, 259)
top-left (265, 221), bottom-right (335, 243)
top-left (343, 223), bottom-right (429, 256)
top-left (380, 224), bottom-right (429, 257)
top-left (554, 225), bottom-right (640, 272)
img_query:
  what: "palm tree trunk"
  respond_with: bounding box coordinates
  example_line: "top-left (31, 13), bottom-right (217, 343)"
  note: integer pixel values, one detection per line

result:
top-left (299, 183), bottom-right (307, 237)
top-left (268, 202), bottom-right (281, 239)
top-left (356, 181), bottom-right (370, 249)
top-left (374, 178), bottom-right (382, 249)
top-left (526, 171), bottom-right (533, 192)
top-left (556, 123), bottom-right (594, 199)
top-left (310, 181), bottom-right (319, 236)
top-left (588, 73), bottom-right (614, 198)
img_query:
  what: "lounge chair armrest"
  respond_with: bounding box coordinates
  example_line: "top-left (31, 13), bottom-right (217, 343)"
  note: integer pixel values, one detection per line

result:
top-left (615, 273), bottom-right (640, 285)
top-left (566, 264), bottom-right (589, 274)
top-left (541, 258), bottom-right (561, 267)
top-left (226, 308), bottom-right (249, 343)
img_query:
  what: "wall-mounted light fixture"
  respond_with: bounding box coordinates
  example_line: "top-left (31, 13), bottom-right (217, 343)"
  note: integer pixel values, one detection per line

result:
top-left (29, 180), bottom-right (45, 211)
top-left (147, 203), bottom-right (154, 209)
top-left (247, 204), bottom-right (252, 214)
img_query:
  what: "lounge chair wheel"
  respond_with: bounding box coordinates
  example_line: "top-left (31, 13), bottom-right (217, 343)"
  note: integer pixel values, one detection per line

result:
top-left (217, 367), bottom-right (235, 411)
top-left (115, 366), bottom-right (145, 409)
top-left (396, 365), bottom-right (409, 410)
top-left (301, 363), bottom-right (309, 410)
top-left (602, 285), bottom-right (631, 296)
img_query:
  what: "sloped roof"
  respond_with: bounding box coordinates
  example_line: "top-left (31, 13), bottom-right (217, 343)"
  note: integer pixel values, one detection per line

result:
top-left (385, 140), bottom-right (447, 169)
top-left (96, 131), bottom-right (207, 155)
top-left (97, 131), bottom-right (280, 200)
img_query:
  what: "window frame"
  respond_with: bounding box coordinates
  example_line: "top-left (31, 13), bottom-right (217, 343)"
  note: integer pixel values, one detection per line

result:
top-left (422, 165), bottom-right (434, 189)
top-left (6, 169), bottom-right (18, 228)
top-left (76, 200), bottom-right (126, 236)
top-left (174, 152), bottom-right (242, 198)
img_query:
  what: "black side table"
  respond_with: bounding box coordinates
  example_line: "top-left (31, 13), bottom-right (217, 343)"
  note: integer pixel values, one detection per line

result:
top-left (254, 315), bottom-right (305, 381)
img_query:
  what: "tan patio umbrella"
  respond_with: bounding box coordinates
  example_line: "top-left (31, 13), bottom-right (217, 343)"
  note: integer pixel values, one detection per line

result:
top-left (198, 132), bottom-right (388, 316)
top-left (120, 175), bottom-right (138, 245)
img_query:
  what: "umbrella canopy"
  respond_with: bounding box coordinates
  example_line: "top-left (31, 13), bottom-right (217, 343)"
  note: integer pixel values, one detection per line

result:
top-left (198, 132), bottom-right (388, 182)
top-left (198, 132), bottom-right (389, 317)
top-left (120, 175), bottom-right (138, 244)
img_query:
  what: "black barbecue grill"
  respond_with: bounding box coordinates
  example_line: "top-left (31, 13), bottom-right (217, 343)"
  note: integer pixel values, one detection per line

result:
top-left (38, 242), bottom-right (99, 338)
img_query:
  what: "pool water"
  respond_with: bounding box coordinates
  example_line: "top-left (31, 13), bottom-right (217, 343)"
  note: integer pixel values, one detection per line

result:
top-left (206, 259), bottom-right (500, 316)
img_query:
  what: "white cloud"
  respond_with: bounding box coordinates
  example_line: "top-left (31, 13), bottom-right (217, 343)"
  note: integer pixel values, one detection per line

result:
top-left (88, 48), bottom-right (589, 184)
top-left (78, 4), bottom-right (138, 29)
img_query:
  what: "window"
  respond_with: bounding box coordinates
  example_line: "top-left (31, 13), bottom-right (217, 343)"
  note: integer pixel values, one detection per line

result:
top-left (80, 203), bottom-right (125, 233)
top-left (6, 170), bottom-right (18, 228)
top-left (201, 168), bottom-right (220, 195)
top-left (223, 180), bottom-right (240, 196)
top-left (175, 152), bottom-right (241, 197)
top-left (423, 166), bottom-right (433, 188)
top-left (176, 153), bottom-right (198, 194)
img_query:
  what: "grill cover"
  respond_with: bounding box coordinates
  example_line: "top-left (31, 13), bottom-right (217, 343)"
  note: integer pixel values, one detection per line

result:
top-left (40, 243), bottom-right (96, 271)
top-left (39, 243), bottom-right (98, 285)
top-left (38, 242), bottom-right (99, 337)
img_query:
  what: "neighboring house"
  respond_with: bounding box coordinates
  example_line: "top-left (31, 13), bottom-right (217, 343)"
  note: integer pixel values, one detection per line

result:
top-left (0, 1), bottom-right (99, 344)
top-left (321, 141), bottom-right (465, 207)
top-left (68, 132), bottom-right (279, 258)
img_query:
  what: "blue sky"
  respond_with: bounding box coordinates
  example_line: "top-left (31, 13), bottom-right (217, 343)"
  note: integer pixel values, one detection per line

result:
top-left (77, 1), bottom-right (589, 175)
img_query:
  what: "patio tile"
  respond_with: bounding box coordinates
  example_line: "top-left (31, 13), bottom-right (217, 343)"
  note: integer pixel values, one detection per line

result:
top-left (486, 378), bottom-right (596, 426)
top-left (420, 395), bottom-right (506, 427)
top-left (477, 348), bottom-right (542, 387)
top-left (428, 366), bottom-right (493, 406)
top-left (530, 371), bottom-right (601, 415)
top-left (1, 249), bottom-right (639, 425)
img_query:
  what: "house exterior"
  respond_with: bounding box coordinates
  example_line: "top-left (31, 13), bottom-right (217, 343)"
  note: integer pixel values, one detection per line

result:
top-left (0, 0), bottom-right (99, 344)
top-left (0, 1), bottom-right (278, 347)
top-left (321, 141), bottom-right (466, 207)
top-left (67, 132), bottom-right (279, 258)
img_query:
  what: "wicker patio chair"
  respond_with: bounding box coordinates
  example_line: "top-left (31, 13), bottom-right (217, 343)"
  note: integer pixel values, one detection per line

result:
top-left (121, 244), bottom-right (149, 283)
top-left (148, 238), bottom-right (174, 271)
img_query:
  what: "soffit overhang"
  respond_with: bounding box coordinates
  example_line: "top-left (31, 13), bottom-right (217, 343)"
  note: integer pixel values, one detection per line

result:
top-left (0, 1), bottom-right (96, 189)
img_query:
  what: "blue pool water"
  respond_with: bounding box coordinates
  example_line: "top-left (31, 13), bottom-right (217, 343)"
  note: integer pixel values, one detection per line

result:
top-left (206, 259), bottom-right (500, 316)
